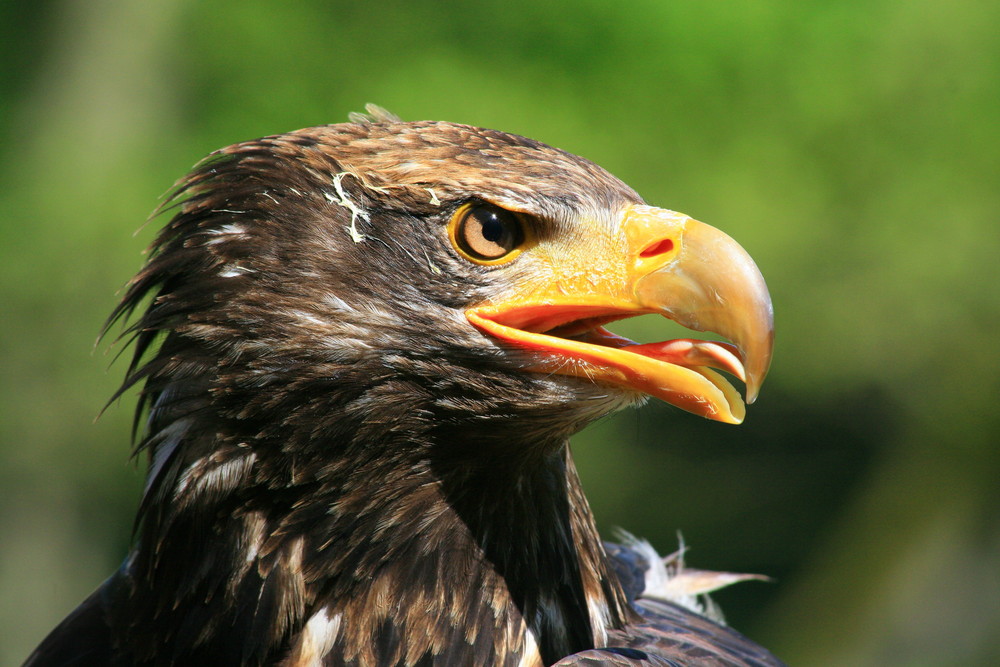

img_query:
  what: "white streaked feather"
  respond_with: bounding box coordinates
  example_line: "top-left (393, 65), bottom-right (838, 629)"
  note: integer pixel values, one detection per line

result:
top-left (281, 608), bottom-right (342, 667)
top-left (174, 451), bottom-right (257, 502)
top-left (586, 595), bottom-right (611, 646)
top-left (516, 628), bottom-right (543, 667)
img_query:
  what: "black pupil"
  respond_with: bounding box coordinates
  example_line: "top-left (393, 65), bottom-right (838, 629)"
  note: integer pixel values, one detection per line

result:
top-left (460, 204), bottom-right (524, 260)
top-left (480, 210), bottom-right (505, 243)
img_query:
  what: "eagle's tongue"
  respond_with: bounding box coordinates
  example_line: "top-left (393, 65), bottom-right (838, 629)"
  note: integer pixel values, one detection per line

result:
top-left (625, 339), bottom-right (747, 387)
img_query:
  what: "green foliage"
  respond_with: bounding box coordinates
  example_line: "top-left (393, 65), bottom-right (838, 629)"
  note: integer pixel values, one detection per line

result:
top-left (2, 1), bottom-right (997, 664)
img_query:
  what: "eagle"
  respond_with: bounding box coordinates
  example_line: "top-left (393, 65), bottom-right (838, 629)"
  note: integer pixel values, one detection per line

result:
top-left (25, 106), bottom-right (778, 666)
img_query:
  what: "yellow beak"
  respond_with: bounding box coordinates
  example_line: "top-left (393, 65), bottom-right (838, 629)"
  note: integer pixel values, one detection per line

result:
top-left (467, 205), bottom-right (774, 424)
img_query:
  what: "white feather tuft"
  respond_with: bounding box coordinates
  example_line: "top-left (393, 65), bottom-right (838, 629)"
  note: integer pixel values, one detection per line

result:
top-left (616, 530), bottom-right (770, 625)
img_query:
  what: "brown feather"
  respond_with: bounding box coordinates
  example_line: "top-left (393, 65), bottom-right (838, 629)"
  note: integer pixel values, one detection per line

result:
top-left (24, 116), bottom-right (783, 667)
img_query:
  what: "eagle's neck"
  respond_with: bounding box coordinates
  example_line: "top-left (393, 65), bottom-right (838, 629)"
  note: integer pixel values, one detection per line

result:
top-left (421, 443), bottom-right (629, 665)
top-left (291, 441), bottom-right (631, 666)
top-left (124, 418), bottom-right (632, 666)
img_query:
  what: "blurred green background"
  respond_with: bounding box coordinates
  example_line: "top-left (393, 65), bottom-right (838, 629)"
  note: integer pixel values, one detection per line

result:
top-left (2, 0), bottom-right (997, 664)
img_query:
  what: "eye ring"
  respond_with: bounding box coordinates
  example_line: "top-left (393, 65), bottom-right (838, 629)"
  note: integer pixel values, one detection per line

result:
top-left (448, 202), bottom-right (529, 265)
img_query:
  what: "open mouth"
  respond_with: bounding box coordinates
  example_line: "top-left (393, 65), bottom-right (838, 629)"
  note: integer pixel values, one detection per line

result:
top-left (548, 316), bottom-right (747, 383)
top-left (468, 305), bottom-right (751, 424)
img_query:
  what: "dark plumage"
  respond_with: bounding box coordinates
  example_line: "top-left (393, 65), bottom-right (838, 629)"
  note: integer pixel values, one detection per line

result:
top-left (25, 107), bottom-right (780, 666)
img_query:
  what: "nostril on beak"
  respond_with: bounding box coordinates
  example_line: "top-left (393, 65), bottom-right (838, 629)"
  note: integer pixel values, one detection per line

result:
top-left (640, 238), bottom-right (675, 258)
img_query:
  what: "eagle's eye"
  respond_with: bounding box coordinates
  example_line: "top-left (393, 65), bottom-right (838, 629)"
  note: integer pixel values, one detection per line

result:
top-left (449, 203), bottom-right (527, 264)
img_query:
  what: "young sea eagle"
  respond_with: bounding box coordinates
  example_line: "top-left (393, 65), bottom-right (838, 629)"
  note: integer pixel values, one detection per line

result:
top-left (25, 107), bottom-right (779, 666)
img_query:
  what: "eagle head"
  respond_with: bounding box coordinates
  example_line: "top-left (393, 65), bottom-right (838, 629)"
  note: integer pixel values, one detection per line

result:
top-left (32, 108), bottom-right (779, 667)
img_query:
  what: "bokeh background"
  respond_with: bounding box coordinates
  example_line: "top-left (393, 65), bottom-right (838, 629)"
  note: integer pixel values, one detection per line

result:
top-left (2, 1), bottom-right (997, 664)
